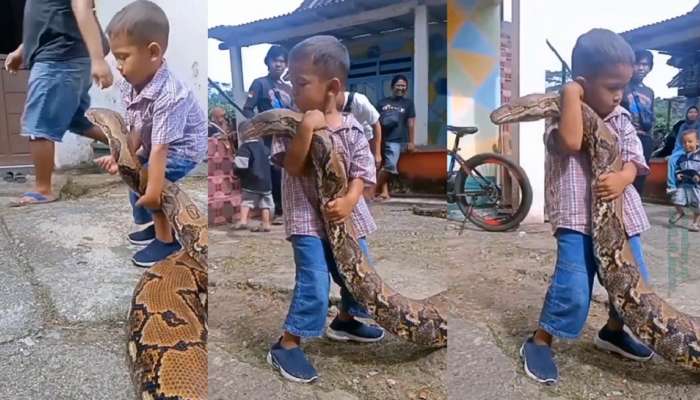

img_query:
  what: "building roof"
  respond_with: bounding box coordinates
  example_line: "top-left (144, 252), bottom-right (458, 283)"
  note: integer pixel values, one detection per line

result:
top-left (209, 0), bottom-right (446, 49)
top-left (620, 4), bottom-right (700, 54)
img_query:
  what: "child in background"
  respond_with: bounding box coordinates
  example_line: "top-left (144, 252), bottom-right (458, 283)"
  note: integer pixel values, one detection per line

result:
top-left (669, 129), bottom-right (700, 231)
top-left (95, 0), bottom-right (207, 267)
top-left (233, 132), bottom-right (274, 232)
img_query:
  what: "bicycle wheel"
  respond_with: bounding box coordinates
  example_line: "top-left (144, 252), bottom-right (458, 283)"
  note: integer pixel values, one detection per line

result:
top-left (454, 153), bottom-right (532, 232)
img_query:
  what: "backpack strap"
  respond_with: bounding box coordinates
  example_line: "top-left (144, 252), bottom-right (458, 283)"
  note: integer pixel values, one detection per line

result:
top-left (343, 92), bottom-right (355, 113)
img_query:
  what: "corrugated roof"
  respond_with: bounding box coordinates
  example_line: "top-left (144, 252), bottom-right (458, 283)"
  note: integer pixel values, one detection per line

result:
top-left (620, 4), bottom-right (700, 52)
top-left (296, 0), bottom-right (347, 10)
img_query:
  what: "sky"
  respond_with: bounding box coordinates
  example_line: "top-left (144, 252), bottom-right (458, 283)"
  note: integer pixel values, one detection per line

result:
top-left (207, 0), bottom-right (697, 99)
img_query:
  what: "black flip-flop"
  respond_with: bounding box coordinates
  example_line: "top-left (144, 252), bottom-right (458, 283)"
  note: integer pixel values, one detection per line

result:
top-left (13, 173), bottom-right (26, 183)
top-left (3, 172), bottom-right (13, 182)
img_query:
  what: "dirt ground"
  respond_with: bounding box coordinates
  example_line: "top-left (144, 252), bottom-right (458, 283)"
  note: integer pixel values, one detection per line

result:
top-left (448, 203), bottom-right (700, 400)
top-left (209, 200), bottom-right (447, 400)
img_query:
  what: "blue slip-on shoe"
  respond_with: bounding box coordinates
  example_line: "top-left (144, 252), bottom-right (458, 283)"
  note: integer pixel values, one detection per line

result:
top-left (594, 326), bottom-right (653, 361)
top-left (325, 317), bottom-right (385, 343)
top-left (266, 340), bottom-right (318, 383)
top-left (132, 239), bottom-right (182, 268)
top-left (128, 224), bottom-right (156, 245)
top-left (520, 336), bottom-right (558, 385)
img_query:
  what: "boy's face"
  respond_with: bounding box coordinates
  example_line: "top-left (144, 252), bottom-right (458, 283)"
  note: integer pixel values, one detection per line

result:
top-left (682, 132), bottom-right (698, 153)
top-left (109, 33), bottom-right (163, 90)
top-left (582, 63), bottom-right (633, 118)
top-left (288, 57), bottom-right (340, 113)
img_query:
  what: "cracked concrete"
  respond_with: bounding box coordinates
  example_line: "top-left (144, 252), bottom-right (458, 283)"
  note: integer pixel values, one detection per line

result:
top-left (0, 164), bottom-right (206, 399)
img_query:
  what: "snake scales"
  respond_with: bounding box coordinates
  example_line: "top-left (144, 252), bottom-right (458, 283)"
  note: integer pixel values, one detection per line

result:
top-left (86, 109), bottom-right (208, 399)
top-left (490, 92), bottom-right (700, 371)
top-left (238, 109), bottom-right (447, 348)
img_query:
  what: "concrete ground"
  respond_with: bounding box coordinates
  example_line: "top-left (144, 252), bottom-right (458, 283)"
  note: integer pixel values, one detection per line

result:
top-left (209, 200), bottom-right (447, 400)
top-left (448, 203), bottom-right (700, 400)
top-left (0, 164), bottom-right (206, 399)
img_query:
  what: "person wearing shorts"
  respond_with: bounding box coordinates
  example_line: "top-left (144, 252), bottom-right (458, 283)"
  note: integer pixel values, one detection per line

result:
top-left (233, 136), bottom-right (274, 232)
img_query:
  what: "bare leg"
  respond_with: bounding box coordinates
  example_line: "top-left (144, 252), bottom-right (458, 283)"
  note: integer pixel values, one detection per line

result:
top-left (375, 170), bottom-right (391, 199)
top-left (337, 309), bottom-right (353, 321)
top-left (30, 139), bottom-right (56, 197)
top-left (604, 318), bottom-right (624, 332)
top-left (261, 208), bottom-right (271, 230)
top-left (533, 328), bottom-right (552, 346)
top-left (281, 331), bottom-right (301, 349)
top-left (239, 206), bottom-right (250, 225)
top-left (152, 210), bottom-right (174, 243)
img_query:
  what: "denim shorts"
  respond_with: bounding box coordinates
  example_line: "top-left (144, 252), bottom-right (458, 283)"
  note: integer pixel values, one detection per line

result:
top-left (538, 228), bottom-right (650, 339)
top-left (130, 155), bottom-right (198, 225)
top-left (283, 235), bottom-right (372, 337)
top-left (21, 58), bottom-right (93, 142)
top-left (240, 190), bottom-right (274, 212)
top-left (382, 142), bottom-right (403, 175)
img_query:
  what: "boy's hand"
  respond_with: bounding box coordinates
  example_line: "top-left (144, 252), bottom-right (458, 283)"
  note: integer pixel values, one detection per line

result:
top-left (4, 49), bottom-right (22, 73)
top-left (594, 171), bottom-right (628, 201)
top-left (677, 173), bottom-right (684, 182)
top-left (325, 195), bottom-right (354, 222)
top-left (406, 142), bottom-right (416, 152)
top-left (135, 191), bottom-right (161, 209)
top-left (95, 155), bottom-right (118, 175)
top-left (562, 79), bottom-right (585, 100)
top-left (693, 175), bottom-right (700, 183)
top-left (301, 110), bottom-right (326, 131)
top-left (91, 58), bottom-right (113, 89)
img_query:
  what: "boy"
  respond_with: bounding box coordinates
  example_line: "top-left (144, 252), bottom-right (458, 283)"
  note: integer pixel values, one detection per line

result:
top-left (6, 0), bottom-right (113, 206)
top-left (669, 129), bottom-right (700, 231)
top-left (266, 35), bottom-right (384, 383)
top-left (95, 0), bottom-right (207, 267)
top-left (233, 133), bottom-right (274, 232)
top-left (521, 29), bottom-right (653, 384)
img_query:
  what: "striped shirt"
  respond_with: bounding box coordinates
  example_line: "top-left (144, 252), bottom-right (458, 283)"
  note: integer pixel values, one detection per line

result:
top-left (544, 105), bottom-right (650, 236)
top-left (271, 113), bottom-right (377, 240)
top-left (117, 62), bottom-right (207, 162)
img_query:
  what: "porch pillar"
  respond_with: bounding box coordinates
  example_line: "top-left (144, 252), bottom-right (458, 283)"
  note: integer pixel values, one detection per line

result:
top-left (228, 45), bottom-right (246, 121)
top-left (413, 4), bottom-right (429, 146)
top-left (514, 0), bottom-right (546, 223)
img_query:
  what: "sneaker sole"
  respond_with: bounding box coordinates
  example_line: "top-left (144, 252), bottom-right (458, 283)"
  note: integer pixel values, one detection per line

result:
top-left (519, 343), bottom-right (558, 385)
top-left (325, 327), bottom-right (385, 343)
top-left (593, 334), bottom-right (653, 362)
top-left (128, 238), bottom-right (154, 246)
top-left (266, 351), bottom-right (318, 384)
top-left (131, 258), bottom-right (156, 268)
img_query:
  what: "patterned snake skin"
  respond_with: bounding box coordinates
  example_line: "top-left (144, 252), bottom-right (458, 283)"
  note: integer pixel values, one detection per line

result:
top-left (490, 92), bottom-right (700, 371)
top-left (86, 109), bottom-right (208, 399)
top-left (238, 109), bottom-right (447, 348)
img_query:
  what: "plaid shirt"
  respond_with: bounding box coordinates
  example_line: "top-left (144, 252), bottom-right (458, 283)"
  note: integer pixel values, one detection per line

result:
top-left (544, 105), bottom-right (650, 236)
top-left (117, 62), bottom-right (207, 162)
top-left (271, 113), bottom-right (377, 240)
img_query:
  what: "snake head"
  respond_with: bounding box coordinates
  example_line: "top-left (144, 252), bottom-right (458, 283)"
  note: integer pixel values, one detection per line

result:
top-left (490, 93), bottom-right (560, 124)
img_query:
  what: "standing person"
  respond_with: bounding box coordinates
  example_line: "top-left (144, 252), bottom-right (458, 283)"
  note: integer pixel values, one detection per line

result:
top-left (375, 75), bottom-right (416, 201)
top-left (243, 45), bottom-right (294, 225)
top-left (667, 106), bottom-right (699, 193)
top-left (336, 90), bottom-right (382, 198)
top-left (621, 49), bottom-right (656, 196)
top-left (232, 132), bottom-right (274, 233)
top-left (5, 0), bottom-right (113, 206)
top-left (668, 129), bottom-right (700, 231)
top-left (520, 29), bottom-right (653, 385)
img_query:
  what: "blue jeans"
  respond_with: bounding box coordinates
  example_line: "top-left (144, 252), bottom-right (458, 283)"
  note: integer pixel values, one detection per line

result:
top-left (130, 155), bottom-right (197, 225)
top-left (283, 235), bottom-right (372, 337)
top-left (538, 228), bottom-right (650, 339)
top-left (382, 142), bottom-right (404, 175)
top-left (21, 58), bottom-right (93, 142)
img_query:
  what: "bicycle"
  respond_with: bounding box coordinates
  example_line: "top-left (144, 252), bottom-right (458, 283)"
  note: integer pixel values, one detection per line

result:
top-left (446, 125), bottom-right (533, 233)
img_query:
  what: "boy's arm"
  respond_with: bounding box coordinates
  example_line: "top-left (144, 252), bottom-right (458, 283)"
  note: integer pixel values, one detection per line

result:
top-left (283, 110), bottom-right (325, 177)
top-left (135, 144), bottom-right (168, 209)
top-left (242, 80), bottom-right (260, 119)
top-left (71, 0), bottom-right (112, 88)
top-left (557, 81), bottom-right (584, 153)
top-left (325, 178), bottom-right (364, 222)
top-left (371, 121), bottom-right (382, 165)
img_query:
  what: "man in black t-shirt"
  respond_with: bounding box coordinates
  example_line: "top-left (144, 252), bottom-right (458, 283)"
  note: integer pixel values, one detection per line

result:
top-left (5, 0), bottom-right (112, 207)
top-left (242, 45), bottom-right (293, 223)
top-left (621, 49), bottom-right (655, 196)
top-left (375, 75), bottom-right (416, 200)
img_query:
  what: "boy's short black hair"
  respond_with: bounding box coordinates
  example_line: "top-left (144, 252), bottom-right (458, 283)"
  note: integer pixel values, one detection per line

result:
top-left (680, 128), bottom-right (699, 140)
top-left (391, 74), bottom-right (408, 88)
top-left (635, 49), bottom-right (654, 68)
top-left (106, 0), bottom-right (169, 50)
top-left (264, 45), bottom-right (288, 66)
top-left (289, 35), bottom-right (350, 83)
top-left (571, 28), bottom-right (635, 78)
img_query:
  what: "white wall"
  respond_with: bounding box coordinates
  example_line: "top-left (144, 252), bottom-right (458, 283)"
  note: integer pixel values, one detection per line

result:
top-left (516, 0), bottom-right (546, 224)
top-left (55, 0), bottom-right (207, 168)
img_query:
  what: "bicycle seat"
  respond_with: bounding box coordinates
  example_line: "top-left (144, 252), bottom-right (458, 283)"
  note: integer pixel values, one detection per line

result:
top-left (446, 125), bottom-right (478, 137)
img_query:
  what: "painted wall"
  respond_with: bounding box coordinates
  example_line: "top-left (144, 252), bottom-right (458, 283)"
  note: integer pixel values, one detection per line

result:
top-left (55, 0), bottom-right (207, 168)
top-left (447, 0), bottom-right (501, 160)
top-left (343, 25), bottom-right (447, 147)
